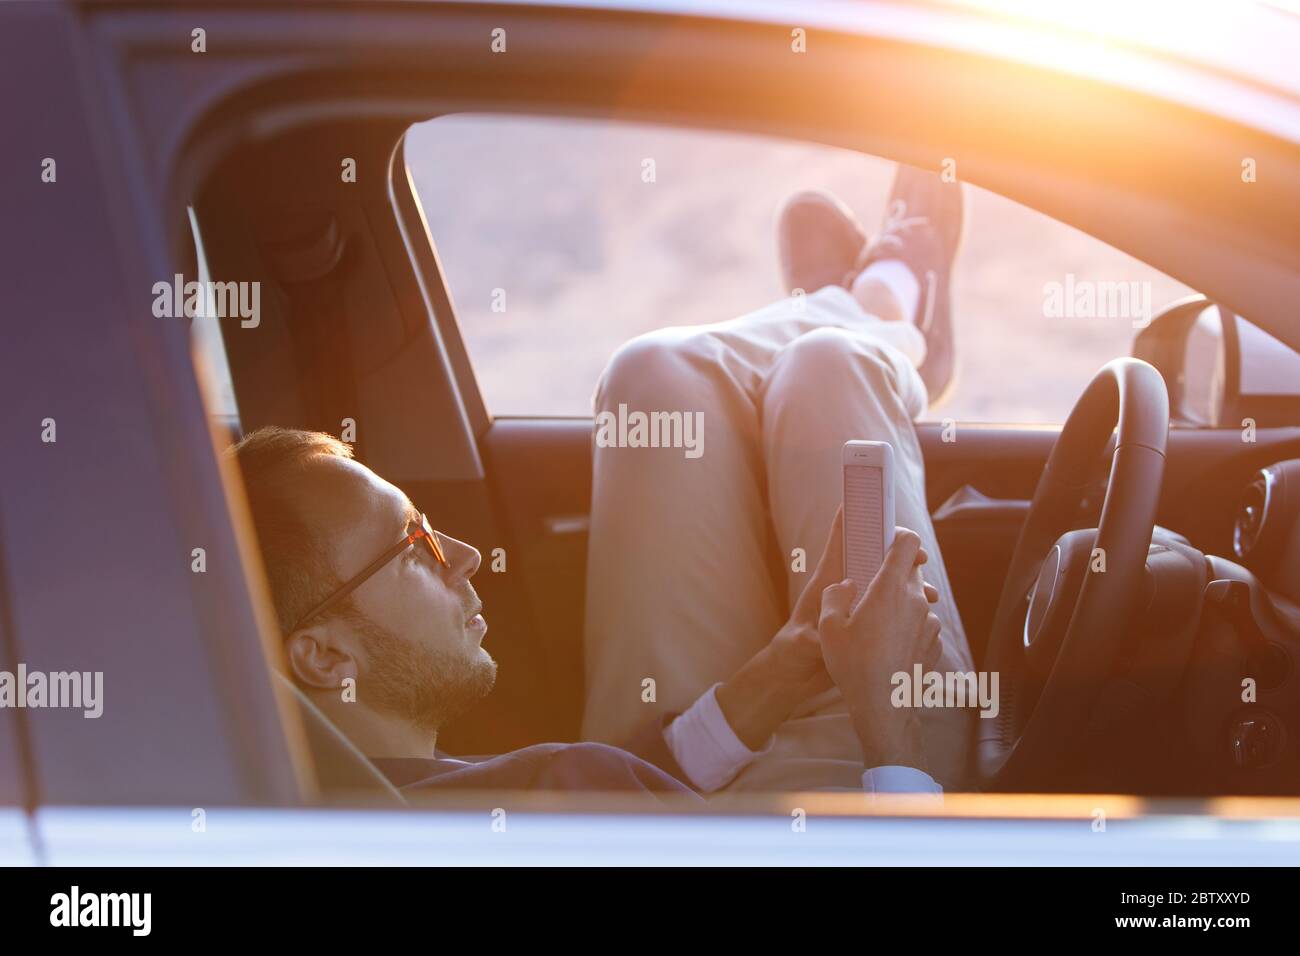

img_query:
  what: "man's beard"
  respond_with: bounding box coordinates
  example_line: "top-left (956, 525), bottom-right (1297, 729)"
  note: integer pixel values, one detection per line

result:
top-left (351, 615), bottom-right (497, 735)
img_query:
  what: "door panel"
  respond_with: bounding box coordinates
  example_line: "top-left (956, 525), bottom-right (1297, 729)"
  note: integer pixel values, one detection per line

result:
top-left (479, 421), bottom-right (592, 744)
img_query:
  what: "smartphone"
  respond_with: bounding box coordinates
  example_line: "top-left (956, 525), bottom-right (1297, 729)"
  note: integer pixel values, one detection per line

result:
top-left (842, 440), bottom-right (895, 610)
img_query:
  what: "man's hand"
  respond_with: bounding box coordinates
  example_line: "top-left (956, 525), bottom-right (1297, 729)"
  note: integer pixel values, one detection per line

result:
top-left (818, 528), bottom-right (943, 772)
top-left (762, 507), bottom-right (849, 696)
top-left (714, 511), bottom-right (940, 754)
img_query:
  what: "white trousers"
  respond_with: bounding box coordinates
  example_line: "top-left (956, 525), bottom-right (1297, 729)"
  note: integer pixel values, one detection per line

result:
top-left (581, 286), bottom-right (973, 790)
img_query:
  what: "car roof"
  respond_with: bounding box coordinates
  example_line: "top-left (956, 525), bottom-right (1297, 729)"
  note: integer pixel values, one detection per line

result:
top-left (484, 0), bottom-right (1300, 143)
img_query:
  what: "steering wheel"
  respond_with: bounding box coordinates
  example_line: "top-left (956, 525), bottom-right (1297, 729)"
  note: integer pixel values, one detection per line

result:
top-left (978, 358), bottom-right (1169, 790)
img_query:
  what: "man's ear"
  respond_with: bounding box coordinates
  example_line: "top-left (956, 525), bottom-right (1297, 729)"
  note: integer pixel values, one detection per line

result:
top-left (285, 621), bottom-right (360, 690)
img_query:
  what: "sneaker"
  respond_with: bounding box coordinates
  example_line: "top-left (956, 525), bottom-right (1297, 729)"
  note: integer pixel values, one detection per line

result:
top-left (850, 164), bottom-right (964, 404)
top-left (776, 190), bottom-right (867, 296)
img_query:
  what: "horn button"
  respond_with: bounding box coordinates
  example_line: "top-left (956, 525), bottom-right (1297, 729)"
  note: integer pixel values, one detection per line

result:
top-left (1022, 529), bottom-right (1095, 677)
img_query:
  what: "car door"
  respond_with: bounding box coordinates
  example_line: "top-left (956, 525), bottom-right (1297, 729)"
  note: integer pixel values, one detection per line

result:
top-left (6, 0), bottom-right (1298, 808)
top-left (176, 0), bottom-right (1300, 755)
top-left (0, 0), bottom-right (311, 835)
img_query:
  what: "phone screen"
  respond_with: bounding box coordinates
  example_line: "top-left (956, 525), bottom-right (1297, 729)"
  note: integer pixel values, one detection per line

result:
top-left (844, 462), bottom-right (886, 606)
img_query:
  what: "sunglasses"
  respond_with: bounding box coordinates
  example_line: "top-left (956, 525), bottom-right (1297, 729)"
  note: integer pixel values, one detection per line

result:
top-left (288, 512), bottom-right (450, 634)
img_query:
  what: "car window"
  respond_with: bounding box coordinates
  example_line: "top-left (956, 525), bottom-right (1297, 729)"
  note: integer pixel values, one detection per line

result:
top-left (406, 114), bottom-right (1194, 424)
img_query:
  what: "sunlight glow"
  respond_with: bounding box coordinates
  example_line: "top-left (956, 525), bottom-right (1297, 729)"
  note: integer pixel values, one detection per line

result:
top-left (956, 0), bottom-right (1249, 45)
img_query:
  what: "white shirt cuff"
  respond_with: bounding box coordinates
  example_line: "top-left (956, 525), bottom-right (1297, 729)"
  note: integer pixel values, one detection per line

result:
top-left (862, 765), bottom-right (943, 797)
top-left (663, 683), bottom-right (771, 793)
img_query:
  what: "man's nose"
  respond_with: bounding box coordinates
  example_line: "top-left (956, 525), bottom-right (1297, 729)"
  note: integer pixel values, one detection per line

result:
top-left (437, 533), bottom-right (481, 580)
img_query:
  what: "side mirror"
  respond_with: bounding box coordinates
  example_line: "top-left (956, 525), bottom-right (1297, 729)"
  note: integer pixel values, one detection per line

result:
top-left (1133, 295), bottom-right (1300, 427)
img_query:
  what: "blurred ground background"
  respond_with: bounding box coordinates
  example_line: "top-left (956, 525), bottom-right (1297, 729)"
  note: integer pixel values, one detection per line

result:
top-left (408, 115), bottom-right (1193, 423)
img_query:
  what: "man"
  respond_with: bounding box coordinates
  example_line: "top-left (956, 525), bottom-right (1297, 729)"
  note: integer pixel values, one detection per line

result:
top-left (232, 162), bottom-right (964, 798)
top-left (232, 429), bottom-right (940, 798)
top-left (581, 163), bottom-right (974, 792)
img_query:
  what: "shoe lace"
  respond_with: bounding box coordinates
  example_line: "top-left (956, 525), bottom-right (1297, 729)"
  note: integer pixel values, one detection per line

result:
top-left (845, 198), bottom-right (930, 281)
top-left (873, 198), bottom-right (931, 253)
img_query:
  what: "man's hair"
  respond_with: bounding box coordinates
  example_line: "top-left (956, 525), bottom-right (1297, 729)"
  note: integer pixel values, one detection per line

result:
top-left (228, 426), bottom-right (356, 634)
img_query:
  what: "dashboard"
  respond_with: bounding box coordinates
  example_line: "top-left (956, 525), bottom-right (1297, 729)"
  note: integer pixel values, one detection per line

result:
top-left (1183, 457), bottom-right (1300, 792)
top-left (1232, 458), bottom-right (1300, 606)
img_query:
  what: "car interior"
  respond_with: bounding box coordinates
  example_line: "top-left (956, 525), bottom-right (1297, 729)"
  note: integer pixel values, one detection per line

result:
top-left (182, 104), bottom-right (1300, 806)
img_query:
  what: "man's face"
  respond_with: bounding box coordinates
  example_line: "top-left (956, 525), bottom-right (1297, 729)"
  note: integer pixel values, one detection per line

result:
top-left (295, 456), bottom-right (496, 731)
